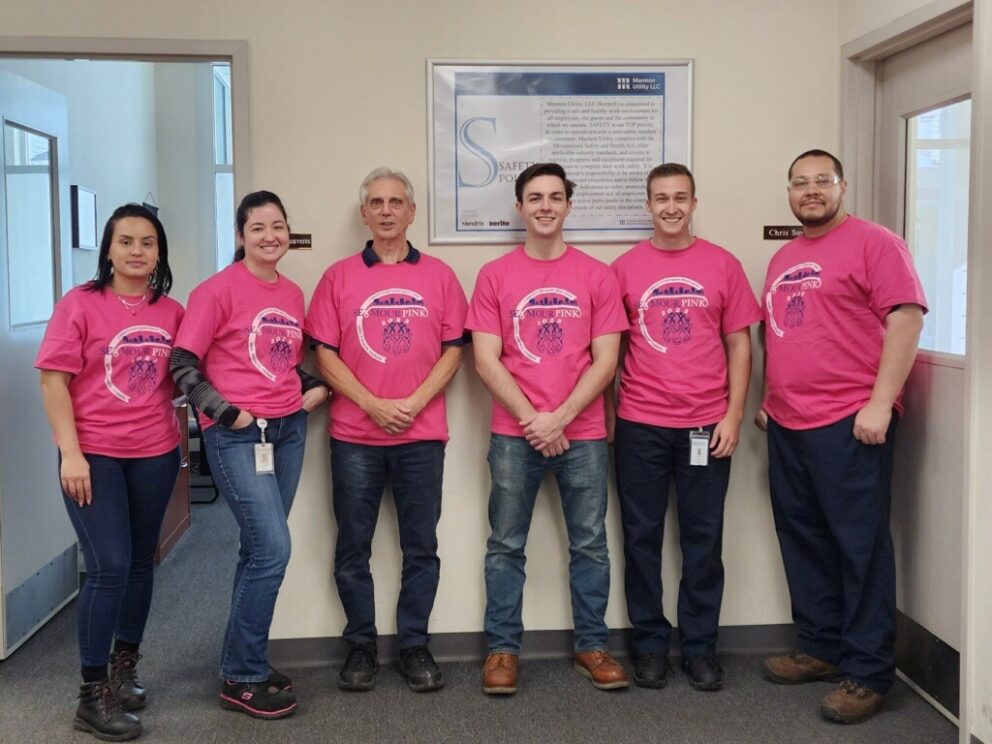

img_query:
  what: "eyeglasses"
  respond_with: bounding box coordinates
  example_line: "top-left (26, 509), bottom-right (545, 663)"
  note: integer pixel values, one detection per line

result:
top-left (788, 174), bottom-right (841, 191)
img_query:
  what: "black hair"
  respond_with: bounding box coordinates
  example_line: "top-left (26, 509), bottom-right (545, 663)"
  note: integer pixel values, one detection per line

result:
top-left (514, 163), bottom-right (575, 203)
top-left (232, 190), bottom-right (289, 263)
top-left (646, 163), bottom-right (695, 199)
top-left (86, 203), bottom-right (171, 303)
top-left (788, 149), bottom-right (845, 181)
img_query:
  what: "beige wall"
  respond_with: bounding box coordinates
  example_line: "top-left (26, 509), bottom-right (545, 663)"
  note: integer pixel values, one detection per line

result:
top-left (838, 0), bottom-right (942, 42)
top-left (2, 0), bottom-right (846, 643)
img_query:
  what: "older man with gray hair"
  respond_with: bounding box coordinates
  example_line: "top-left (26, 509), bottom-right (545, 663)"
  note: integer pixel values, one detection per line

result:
top-left (305, 168), bottom-right (468, 693)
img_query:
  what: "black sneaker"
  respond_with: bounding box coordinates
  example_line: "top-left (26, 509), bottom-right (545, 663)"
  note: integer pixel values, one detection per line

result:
top-left (339, 641), bottom-right (378, 691)
top-left (109, 650), bottom-right (146, 711)
top-left (218, 679), bottom-right (298, 719)
top-left (267, 666), bottom-right (292, 692)
top-left (399, 645), bottom-right (444, 692)
top-left (633, 654), bottom-right (672, 689)
top-left (74, 679), bottom-right (142, 741)
top-left (682, 655), bottom-right (724, 691)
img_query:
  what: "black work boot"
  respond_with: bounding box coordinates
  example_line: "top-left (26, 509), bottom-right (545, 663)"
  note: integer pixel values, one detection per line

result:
top-left (339, 641), bottom-right (379, 691)
top-left (633, 654), bottom-right (672, 689)
top-left (399, 645), bottom-right (444, 692)
top-left (682, 655), bottom-right (724, 691)
top-left (74, 679), bottom-right (142, 741)
top-left (110, 650), bottom-right (146, 711)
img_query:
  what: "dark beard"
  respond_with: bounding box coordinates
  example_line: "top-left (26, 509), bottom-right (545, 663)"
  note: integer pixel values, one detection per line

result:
top-left (792, 201), bottom-right (840, 228)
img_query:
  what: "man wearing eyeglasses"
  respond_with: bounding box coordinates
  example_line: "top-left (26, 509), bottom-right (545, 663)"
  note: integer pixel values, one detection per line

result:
top-left (756, 149), bottom-right (927, 724)
top-left (306, 167), bottom-right (468, 694)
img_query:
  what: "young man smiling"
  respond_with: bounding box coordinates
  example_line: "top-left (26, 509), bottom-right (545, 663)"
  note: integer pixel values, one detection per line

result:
top-left (467, 162), bottom-right (629, 695)
top-left (610, 163), bottom-right (760, 691)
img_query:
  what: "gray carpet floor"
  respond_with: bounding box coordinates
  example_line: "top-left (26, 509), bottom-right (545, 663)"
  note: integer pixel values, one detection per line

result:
top-left (0, 499), bottom-right (958, 744)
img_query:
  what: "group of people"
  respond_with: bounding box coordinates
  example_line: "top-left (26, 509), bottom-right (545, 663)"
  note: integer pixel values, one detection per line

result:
top-left (35, 149), bottom-right (925, 740)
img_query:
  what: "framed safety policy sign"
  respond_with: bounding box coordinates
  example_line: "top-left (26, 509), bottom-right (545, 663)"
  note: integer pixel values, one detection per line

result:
top-left (427, 59), bottom-right (693, 244)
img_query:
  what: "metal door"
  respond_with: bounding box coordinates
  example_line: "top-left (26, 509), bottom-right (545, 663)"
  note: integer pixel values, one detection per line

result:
top-left (0, 68), bottom-right (77, 658)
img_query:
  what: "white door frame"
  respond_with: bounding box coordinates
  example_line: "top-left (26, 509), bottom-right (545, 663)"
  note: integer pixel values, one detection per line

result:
top-left (840, 2), bottom-right (992, 743)
top-left (840, 0), bottom-right (973, 217)
top-left (0, 36), bottom-right (252, 201)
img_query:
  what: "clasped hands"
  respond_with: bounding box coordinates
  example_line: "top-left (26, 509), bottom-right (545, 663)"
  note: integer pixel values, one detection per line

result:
top-left (366, 396), bottom-right (423, 436)
top-left (520, 410), bottom-right (570, 458)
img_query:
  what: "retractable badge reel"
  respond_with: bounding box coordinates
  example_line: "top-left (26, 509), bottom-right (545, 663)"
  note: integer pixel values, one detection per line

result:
top-left (254, 418), bottom-right (275, 474)
top-left (690, 428), bottom-right (710, 467)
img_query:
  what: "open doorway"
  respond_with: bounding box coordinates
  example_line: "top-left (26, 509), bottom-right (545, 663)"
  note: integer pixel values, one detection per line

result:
top-left (0, 38), bottom-right (248, 656)
top-left (0, 57), bottom-right (236, 302)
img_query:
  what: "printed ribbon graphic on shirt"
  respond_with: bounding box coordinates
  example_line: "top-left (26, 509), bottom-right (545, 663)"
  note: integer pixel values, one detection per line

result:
top-left (512, 288), bottom-right (582, 364)
top-left (637, 277), bottom-right (709, 354)
top-left (355, 288), bottom-right (429, 364)
top-left (765, 262), bottom-right (823, 337)
top-left (248, 308), bottom-right (302, 381)
top-left (103, 325), bottom-right (173, 403)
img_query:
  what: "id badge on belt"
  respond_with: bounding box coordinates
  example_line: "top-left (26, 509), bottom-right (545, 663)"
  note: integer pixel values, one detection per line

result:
top-left (689, 428), bottom-right (710, 467)
top-left (254, 418), bottom-right (275, 474)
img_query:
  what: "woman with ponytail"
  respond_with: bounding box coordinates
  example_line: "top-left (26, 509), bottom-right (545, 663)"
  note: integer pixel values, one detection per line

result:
top-left (170, 191), bottom-right (327, 719)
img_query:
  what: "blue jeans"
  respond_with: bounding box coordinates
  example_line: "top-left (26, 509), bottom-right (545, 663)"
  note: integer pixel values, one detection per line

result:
top-left (484, 434), bottom-right (611, 654)
top-left (767, 412), bottom-right (898, 694)
top-left (63, 447), bottom-right (180, 668)
top-left (330, 438), bottom-right (444, 648)
top-left (204, 410), bottom-right (307, 682)
top-left (614, 418), bottom-right (730, 657)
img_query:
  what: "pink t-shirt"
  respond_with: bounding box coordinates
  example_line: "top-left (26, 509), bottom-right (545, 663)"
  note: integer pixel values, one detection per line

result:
top-left (35, 286), bottom-right (184, 458)
top-left (613, 238), bottom-right (761, 428)
top-left (762, 216), bottom-right (928, 429)
top-left (305, 248), bottom-right (468, 444)
top-left (466, 245), bottom-right (628, 440)
top-left (175, 261), bottom-right (306, 428)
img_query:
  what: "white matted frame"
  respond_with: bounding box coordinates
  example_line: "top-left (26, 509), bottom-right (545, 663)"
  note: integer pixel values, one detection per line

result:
top-left (427, 59), bottom-right (692, 245)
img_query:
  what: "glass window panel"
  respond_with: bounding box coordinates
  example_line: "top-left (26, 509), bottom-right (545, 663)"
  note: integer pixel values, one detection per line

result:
top-left (215, 171), bottom-right (235, 271)
top-left (905, 99), bottom-right (970, 355)
top-left (3, 124), bottom-right (56, 326)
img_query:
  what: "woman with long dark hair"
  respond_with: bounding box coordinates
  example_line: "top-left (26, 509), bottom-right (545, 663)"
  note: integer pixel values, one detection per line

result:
top-left (37, 204), bottom-right (183, 741)
top-left (170, 191), bottom-right (327, 719)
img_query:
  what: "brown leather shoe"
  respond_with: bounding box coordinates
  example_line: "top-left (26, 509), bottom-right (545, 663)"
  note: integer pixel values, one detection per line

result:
top-left (482, 652), bottom-right (518, 695)
top-left (820, 680), bottom-right (883, 724)
top-left (763, 650), bottom-right (838, 684)
top-left (574, 650), bottom-right (629, 690)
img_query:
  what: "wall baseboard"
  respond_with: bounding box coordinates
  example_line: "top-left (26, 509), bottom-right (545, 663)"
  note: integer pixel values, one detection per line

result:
top-left (895, 609), bottom-right (960, 717)
top-left (270, 623), bottom-right (798, 668)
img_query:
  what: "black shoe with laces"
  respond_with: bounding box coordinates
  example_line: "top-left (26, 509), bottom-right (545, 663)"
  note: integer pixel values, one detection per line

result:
top-left (682, 655), bottom-right (724, 691)
top-left (633, 654), bottom-right (672, 689)
top-left (399, 645), bottom-right (444, 692)
top-left (218, 679), bottom-right (298, 719)
top-left (109, 650), bottom-right (146, 711)
top-left (339, 641), bottom-right (379, 691)
top-left (74, 679), bottom-right (142, 741)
